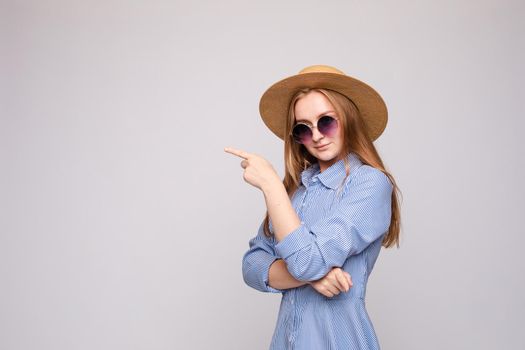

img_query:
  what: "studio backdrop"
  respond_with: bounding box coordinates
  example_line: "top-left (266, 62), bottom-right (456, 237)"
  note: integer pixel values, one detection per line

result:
top-left (1, 0), bottom-right (524, 349)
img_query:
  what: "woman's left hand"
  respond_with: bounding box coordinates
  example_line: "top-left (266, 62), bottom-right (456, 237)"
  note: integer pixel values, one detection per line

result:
top-left (224, 147), bottom-right (281, 191)
top-left (308, 267), bottom-right (352, 298)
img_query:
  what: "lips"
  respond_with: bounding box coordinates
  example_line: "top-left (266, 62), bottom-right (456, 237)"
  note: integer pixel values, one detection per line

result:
top-left (315, 143), bottom-right (330, 150)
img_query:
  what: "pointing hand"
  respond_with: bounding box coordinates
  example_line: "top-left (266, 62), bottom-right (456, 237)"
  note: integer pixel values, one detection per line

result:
top-left (224, 147), bottom-right (281, 191)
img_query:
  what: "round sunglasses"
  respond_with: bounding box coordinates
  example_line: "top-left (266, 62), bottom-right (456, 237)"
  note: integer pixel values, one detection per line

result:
top-left (291, 115), bottom-right (339, 144)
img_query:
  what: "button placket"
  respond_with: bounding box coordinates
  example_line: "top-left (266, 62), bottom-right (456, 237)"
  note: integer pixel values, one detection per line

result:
top-left (287, 291), bottom-right (297, 347)
top-left (300, 189), bottom-right (307, 210)
top-left (301, 179), bottom-right (317, 214)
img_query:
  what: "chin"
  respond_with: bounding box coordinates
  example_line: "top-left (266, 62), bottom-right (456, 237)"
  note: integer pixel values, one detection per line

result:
top-left (313, 151), bottom-right (337, 161)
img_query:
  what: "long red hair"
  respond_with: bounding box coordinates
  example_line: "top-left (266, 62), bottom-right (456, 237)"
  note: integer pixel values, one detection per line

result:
top-left (262, 88), bottom-right (401, 248)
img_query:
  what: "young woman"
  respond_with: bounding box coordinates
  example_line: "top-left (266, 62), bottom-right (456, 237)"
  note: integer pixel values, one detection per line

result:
top-left (225, 65), bottom-right (401, 350)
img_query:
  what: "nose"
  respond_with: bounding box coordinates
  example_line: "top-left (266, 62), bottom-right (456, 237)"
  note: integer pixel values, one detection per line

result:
top-left (311, 127), bottom-right (324, 143)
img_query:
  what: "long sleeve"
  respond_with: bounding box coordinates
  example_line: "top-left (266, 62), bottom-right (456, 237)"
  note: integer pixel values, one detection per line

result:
top-left (242, 221), bottom-right (284, 293)
top-left (274, 165), bottom-right (393, 282)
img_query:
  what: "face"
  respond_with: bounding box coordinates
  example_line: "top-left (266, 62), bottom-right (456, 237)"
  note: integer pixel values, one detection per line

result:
top-left (293, 91), bottom-right (344, 172)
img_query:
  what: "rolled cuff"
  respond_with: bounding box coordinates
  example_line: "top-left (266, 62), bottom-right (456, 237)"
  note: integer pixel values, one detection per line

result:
top-left (243, 252), bottom-right (284, 294)
top-left (274, 223), bottom-right (314, 259)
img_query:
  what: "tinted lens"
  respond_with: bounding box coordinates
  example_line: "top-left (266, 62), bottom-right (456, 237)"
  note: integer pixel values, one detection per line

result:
top-left (318, 116), bottom-right (338, 136)
top-left (292, 123), bottom-right (312, 144)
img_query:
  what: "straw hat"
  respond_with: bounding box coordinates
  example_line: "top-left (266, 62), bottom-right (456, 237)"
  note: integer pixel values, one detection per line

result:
top-left (259, 65), bottom-right (388, 142)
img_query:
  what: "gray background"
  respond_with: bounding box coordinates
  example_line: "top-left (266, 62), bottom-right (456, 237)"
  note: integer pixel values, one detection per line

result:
top-left (1, 0), bottom-right (524, 349)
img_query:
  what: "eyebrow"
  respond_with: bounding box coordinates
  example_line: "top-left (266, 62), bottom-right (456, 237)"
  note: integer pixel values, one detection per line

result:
top-left (295, 110), bottom-right (336, 123)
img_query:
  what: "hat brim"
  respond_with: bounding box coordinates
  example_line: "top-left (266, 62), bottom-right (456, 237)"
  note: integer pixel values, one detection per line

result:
top-left (259, 72), bottom-right (388, 141)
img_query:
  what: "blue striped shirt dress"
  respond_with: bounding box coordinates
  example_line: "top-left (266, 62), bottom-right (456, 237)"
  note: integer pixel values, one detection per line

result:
top-left (242, 152), bottom-right (393, 350)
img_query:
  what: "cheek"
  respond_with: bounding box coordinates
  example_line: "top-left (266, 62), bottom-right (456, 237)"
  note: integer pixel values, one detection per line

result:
top-left (335, 123), bottom-right (344, 141)
top-left (334, 128), bottom-right (345, 153)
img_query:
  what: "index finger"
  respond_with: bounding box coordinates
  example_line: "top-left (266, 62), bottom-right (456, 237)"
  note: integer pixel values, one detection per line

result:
top-left (224, 147), bottom-right (251, 159)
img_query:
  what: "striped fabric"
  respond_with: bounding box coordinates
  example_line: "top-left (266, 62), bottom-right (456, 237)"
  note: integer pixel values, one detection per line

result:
top-left (242, 152), bottom-right (393, 350)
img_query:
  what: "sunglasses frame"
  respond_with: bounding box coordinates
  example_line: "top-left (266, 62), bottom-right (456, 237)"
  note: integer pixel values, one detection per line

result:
top-left (290, 115), bottom-right (339, 145)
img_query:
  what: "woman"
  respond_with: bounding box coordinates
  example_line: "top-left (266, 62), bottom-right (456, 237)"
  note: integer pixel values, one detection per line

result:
top-left (225, 65), bottom-right (401, 350)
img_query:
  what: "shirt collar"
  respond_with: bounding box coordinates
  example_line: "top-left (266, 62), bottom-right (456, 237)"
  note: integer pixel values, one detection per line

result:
top-left (300, 153), bottom-right (363, 190)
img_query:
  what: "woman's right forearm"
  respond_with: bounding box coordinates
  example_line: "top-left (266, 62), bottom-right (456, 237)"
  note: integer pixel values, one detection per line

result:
top-left (268, 259), bottom-right (308, 290)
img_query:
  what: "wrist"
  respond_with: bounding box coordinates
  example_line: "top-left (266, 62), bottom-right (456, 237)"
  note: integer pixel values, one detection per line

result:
top-left (261, 176), bottom-right (284, 194)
